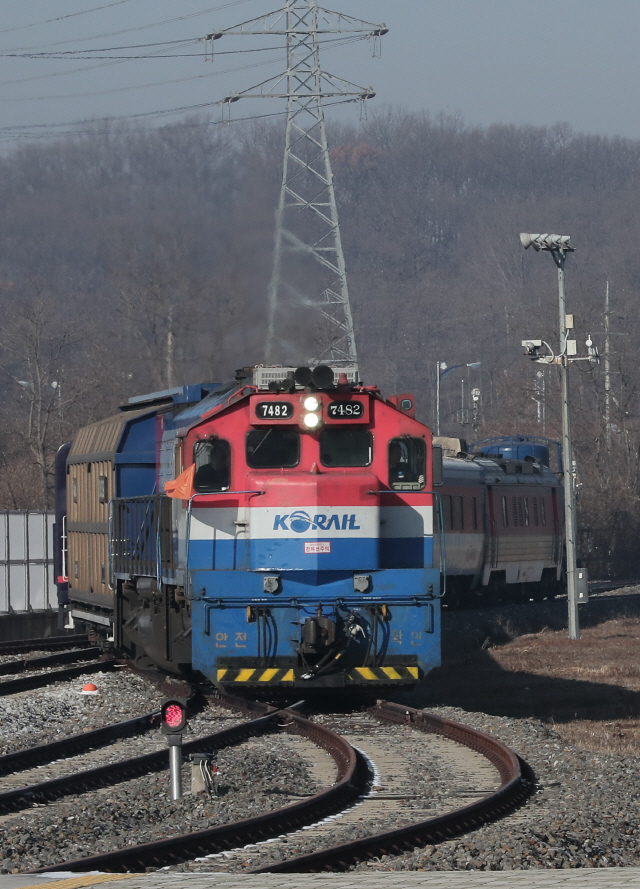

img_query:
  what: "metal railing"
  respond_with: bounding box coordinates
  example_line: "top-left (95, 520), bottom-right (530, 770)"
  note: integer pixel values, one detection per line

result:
top-left (110, 496), bottom-right (173, 584)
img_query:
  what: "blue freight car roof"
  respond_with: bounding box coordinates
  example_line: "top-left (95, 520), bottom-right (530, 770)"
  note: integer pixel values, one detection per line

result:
top-left (124, 382), bottom-right (221, 410)
top-left (165, 380), bottom-right (240, 432)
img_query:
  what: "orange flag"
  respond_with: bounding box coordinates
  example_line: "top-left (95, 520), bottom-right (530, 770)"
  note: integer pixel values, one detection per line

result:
top-left (164, 464), bottom-right (195, 499)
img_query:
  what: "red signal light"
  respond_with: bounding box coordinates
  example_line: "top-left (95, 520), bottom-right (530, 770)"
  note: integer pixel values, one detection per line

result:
top-left (165, 704), bottom-right (183, 728)
top-left (161, 697), bottom-right (187, 735)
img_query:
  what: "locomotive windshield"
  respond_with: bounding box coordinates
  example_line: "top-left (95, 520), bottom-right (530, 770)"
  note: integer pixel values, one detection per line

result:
top-left (389, 438), bottom-right (426, 490)
top-left (319, 429), bottom-right (372, 467)
top-left (246, 428), bottom-right (300, 468)
top-left (193, 439), bottom-right (231, 492)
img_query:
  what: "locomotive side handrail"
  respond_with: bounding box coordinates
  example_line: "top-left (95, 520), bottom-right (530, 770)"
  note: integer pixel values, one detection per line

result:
top-left (109, 495), bottom-right (174, 587)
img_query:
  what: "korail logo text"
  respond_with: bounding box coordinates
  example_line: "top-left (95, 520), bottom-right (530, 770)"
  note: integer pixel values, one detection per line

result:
top-left (273, 511), bottom-right (361, 533)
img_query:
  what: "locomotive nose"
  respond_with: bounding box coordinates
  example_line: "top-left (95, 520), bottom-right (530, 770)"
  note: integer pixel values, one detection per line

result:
top-left (246, 471), bottom-right (379, 571)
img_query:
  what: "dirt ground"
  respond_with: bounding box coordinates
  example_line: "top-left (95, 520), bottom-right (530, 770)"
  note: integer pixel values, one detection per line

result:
top-left (402, 588), bottom-right (640, 756)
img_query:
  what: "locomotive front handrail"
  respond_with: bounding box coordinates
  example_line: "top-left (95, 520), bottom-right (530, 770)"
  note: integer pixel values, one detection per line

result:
top-left (183, 491), bottom-right (264, 601)
top-left (190, 490), bottom-right (266, 497)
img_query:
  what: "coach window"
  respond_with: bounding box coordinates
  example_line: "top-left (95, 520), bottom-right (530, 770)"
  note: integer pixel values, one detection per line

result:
top-left (388, 438), bottom-right (426, 490)
top-left (523, 496), bottom-right (530, 527)
top-left (246, 429), bottom-right (299, 469)
top-left (501, 495), bottom-right (508, 527)
top-left (540, 497), bottom-right (547, 526)
top-left (441, 495), bottom-right (452, 530)
top-left (320, 429), bottom-right (372, 467)
top-left (452, 495), bottom-right (464, 531)
top-left (194, 439), bottom-right (231, 492)
top-left (472, 496), bottom-right (478, 530)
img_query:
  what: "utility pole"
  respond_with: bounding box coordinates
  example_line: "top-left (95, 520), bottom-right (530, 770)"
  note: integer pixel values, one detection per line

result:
top-left (604, 281), bottom-right (611, 450)
top-left (208, 2), bottom-right (387, 367)
top-left (520, 233), bottom-right (599, 641)
top-left (556, 247), bottom-right (579, 640)
top-left (436, 360), bottom-right (442, 435)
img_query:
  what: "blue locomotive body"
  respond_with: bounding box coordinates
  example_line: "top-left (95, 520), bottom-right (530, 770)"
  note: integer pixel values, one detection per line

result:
top-left (58, 366), bottom-right (442, 689)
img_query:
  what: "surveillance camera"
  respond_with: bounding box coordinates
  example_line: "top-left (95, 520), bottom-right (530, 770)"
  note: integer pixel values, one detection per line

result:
top-left (521, 339), bottom-right (542, 349)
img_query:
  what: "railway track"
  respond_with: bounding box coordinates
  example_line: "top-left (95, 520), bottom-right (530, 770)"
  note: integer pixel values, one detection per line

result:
top-left (0, 647), bottom-right (102, 676)
top-left (0, 656), bottom-right (117, 697)
top-left (0, 674), bottom-right (202, 810)
top-left (0, 635), bottom-right (89, 656)
top-left (0, 710), bottom-right (289, 816)
top-left (27, 694), bottom-right (365, 875)
top-left (23, 694), bottom-right (530, 875)
top-left (250, 701), bottom-right (530, 872)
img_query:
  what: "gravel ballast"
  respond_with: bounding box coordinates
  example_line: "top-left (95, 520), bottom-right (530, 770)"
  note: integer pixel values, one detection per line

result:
top-left (357, 705), bottom-right (640, 872)
top-left (0, 669), bottom-right (165, 756)
top-left (2, 594), bottom-right (640, 874)
top-left (0, 713), bottom-right (316, 873)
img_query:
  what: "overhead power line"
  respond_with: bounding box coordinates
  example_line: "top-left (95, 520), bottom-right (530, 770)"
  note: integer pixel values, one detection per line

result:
top-left (0, 33), bottom-right (366, 61)
top-left (0, 0), bottom-right (254, 54)
top-left (0, 0), bottom-right (137, 36)
top-left (0, 33), bottom-right (365, 58)
top-left (0, 56), bottom-right (285, 103)
top-left (0, 33), bottom-right (366, 95)
top-left (0, 96), bottom-right (360, 142)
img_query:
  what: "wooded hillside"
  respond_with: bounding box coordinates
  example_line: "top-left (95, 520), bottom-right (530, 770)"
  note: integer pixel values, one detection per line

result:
top-left (1, 110), bottom-right (638, 574)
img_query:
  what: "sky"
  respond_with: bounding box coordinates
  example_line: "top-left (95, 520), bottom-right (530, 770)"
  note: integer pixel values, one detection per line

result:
top-left (1, 0), bottom-right (640, 145)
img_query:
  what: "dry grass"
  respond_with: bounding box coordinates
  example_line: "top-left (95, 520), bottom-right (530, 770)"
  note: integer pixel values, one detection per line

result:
top-left (409, 609), bottom-right (640, 757)
top-left (556, 718), bottom-right (640, 756)
top-left (489, 618), bottom-right (640, 755)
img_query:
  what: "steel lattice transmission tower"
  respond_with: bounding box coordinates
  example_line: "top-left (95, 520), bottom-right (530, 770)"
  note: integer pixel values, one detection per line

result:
top-left (209, 3), bottom-right (387, 366)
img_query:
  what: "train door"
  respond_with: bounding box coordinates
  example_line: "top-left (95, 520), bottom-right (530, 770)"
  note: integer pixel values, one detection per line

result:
top-left (481, 487), bottom-right (498, 585)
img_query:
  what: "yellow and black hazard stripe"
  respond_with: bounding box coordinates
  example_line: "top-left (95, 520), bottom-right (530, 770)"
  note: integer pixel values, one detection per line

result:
top-left (217, 667), bottom-right (296, 684)
top-left (216, 665), bottom-right (420, 685)
top-left (347, 665), bottom-right (420, 683)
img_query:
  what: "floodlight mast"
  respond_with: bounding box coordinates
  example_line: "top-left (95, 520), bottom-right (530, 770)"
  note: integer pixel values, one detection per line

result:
top-left (210, 2), bottom-right (387, 367)
top-left (520, 232), bottom-right (581, 641)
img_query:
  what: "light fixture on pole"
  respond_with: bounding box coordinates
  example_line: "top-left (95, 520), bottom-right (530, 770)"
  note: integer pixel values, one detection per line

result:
top-left (435, 361), bottom-right (481, 436)
top-left (520, 232), bottom-right (598, 641)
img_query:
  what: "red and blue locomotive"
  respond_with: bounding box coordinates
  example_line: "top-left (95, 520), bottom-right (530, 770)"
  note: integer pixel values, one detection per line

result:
top-left (57, 365), bottom-right (442, 689)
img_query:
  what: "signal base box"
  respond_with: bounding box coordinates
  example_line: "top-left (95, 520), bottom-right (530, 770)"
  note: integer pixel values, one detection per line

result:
top-left (576, 568), bottom-right (589, 603)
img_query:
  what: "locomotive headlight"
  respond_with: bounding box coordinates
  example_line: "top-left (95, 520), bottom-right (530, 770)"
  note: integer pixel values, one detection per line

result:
top-left (303, 396), bottom-right (320, 411)
top-left (303, 413), bottom-right (320, 429)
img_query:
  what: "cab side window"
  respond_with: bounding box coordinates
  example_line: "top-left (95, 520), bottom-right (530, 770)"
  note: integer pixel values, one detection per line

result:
top-left (194, 439), bottom-right (231, 492)
top-left (388, 438), bottom-right (426, 490)
top-left (320, 428), bottom-right (372, 467)
top-left (246, 428), bottom-right (299, 469)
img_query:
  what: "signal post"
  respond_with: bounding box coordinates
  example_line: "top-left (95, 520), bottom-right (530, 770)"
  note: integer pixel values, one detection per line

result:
top-left (161, 697), bottom-right (187, 800)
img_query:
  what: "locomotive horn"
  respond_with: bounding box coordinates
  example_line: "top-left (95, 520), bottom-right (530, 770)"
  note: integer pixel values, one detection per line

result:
top-left (311, 365), bottom-right (335, 389)
top-left (294, 366), bottom-right (313, 386)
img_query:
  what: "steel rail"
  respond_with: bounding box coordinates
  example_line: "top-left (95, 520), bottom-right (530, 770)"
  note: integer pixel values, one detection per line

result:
top-left (0, 659), bottom-right (117, 697)
top-left (0, 635), bottom-right (89, 656)
top-left (29, 696), bottom-right (366, 875)
top-left (0, 647), bottom-right (101, 676)
top-left (0, 703), bottom-right (274, 816)
top-left (0, 711), bottom-right (162, 778)
top-left (251, 699), bottom-right (532, 872)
